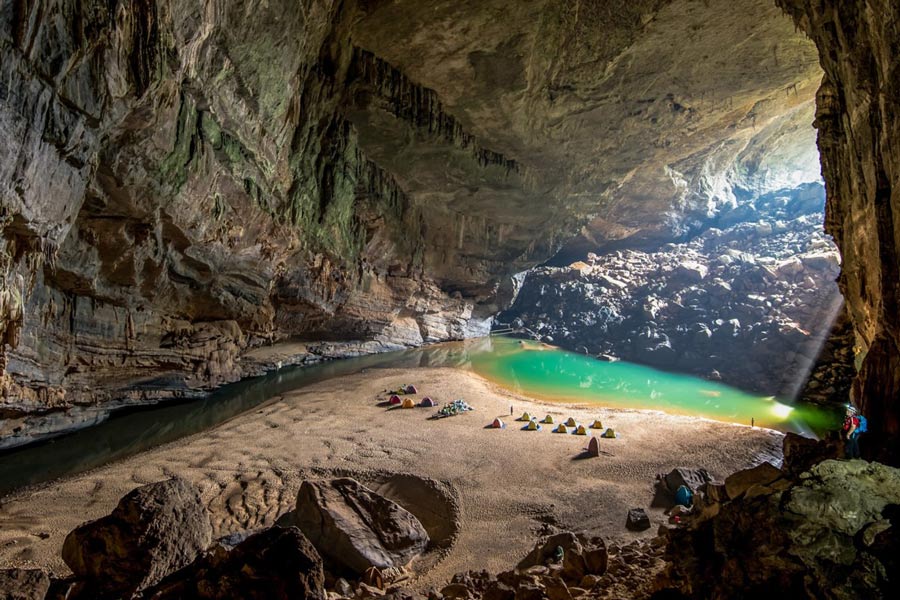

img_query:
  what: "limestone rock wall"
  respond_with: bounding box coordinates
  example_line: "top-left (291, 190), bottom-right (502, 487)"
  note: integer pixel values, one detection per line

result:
top-left (777, 0), bottom-right (900, 462)
top-left (0, 0), bottom-right (485, 445)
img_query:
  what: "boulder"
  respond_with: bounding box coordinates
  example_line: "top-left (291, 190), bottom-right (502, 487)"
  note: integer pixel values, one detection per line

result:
top-left (144, 526), bottom-right (325, 600)
top-left (660, 467), bottom-right (712, 495)
top-left (674, 261), bottom-right (708, 283)
top-left (0, 569), bottom-right (50, 600)
top-left (781, 431), bottom-right (843, 477)
top-left (724, 462), bottom-right (783, 500)
top-left (62, 478), bottom-right (212, 597)
top-left (626, 508), bottom-right (651, 531)
top-left (582, 545), bottom-right (608, 576)
top-left (294, 478), bottom-right (429, 574)
top-left (544, 577), bottom-right (572, 600)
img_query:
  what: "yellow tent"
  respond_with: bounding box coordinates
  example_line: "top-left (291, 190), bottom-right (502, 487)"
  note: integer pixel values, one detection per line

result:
top-left (574, 425), bottom-right (589, 435)
top-left (602, 428), bottom-right (617, 438)
top-left (524, 420), bottom-right (541, 431)
top-left (542, 415), bottom-right (554, 424)
top-left (519, 412), bottom-right (532, 422)
top-left (554, 424), bottom-right (568, 433)
top-left (590, 419), bottom-right (603, 429)
top-left (565, 417), bottom-right (577, 427)
top-left (401, 398), bottom-right (415, 409)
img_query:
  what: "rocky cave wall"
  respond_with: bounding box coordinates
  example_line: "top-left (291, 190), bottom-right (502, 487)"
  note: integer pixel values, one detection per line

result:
top-left (0, 0), bottom-right (825, 447)
top-left (0, 0), bottom-right (503, 446)
top-left (777, 0), bottom-right (900, 463)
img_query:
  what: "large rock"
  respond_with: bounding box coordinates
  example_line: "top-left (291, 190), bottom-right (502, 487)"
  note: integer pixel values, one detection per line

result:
top-left (0, 569), bottom-right (49, 600)
top-left (661, 468), bottom-right (712, 495)
top-left (723, 462), bottom-right (783, 500)
top-left (626, 508), bottom-right (652, 531)
top-left (662, 459), bottom-right (900, 598)
top-left (61, 478), bottom-right (212, 597)
top-left (144, 526), bottom-right (325, 600)
top-left (293, 478), bottom-right (429, 573)
top-left (782, 431), bottom-right (842, 476)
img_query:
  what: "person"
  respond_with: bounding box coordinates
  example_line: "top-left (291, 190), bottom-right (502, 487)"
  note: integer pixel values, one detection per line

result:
top-left (842, 405), bottom-right (861, 459)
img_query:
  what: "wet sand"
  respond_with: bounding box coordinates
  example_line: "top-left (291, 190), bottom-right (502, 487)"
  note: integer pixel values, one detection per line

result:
top-left (0, 367), bottom-right (782, 588)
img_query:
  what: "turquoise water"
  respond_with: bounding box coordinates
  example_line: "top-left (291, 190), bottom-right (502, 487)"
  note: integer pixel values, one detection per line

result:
top-left (466, 337), bottom-right (841, 434)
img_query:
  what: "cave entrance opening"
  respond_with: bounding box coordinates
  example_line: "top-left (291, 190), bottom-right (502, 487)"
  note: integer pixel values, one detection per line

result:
top-left (497, 110), bottom-right (852, 411)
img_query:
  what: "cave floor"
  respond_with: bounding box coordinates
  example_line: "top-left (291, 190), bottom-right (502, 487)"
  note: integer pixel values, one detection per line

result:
top-left (0, 367), bottom-right (782, 588)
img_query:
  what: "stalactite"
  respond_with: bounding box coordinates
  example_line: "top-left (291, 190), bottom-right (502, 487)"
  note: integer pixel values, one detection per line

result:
top-left (350, 48), bottom-right (522, 178)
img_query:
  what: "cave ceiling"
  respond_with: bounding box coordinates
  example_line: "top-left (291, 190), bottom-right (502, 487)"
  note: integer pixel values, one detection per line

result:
top-left (348, 0), bottom-right (822, 267)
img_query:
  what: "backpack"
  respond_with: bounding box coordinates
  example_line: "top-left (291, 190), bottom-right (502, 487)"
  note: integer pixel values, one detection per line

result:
top-left (674, 485), bottom-right (693, 507)
top-left (856, 415), bottom-right (867, 434)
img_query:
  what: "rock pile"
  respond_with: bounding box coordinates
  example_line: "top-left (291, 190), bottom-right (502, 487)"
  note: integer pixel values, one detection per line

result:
top-left (428, 533), bottom-right (665, 600)
top-left (655, 450), bottom-right (900, 598)
top-left (500, 183), bottom-right (854, 397)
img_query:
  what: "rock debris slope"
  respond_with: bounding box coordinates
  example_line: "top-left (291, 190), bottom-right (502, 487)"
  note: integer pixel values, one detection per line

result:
top-left (502, 182), bottom-right (852, 398)
top-left (0, 0), bottom-right (821, 444)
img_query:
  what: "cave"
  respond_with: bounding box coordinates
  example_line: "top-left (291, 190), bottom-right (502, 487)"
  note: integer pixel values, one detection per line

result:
top-left (1, 0), bottom-right (898, 598)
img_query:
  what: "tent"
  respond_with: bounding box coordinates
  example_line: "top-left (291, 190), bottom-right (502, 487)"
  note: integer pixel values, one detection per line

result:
top-left (565, 417), bottom-right (577, 427)
top-left (491, 418), bottom-right (506, 429)
top-left (419, 397), bottom-right (437, 407)
top-left (523, 420), bottom-right (541, 431)
top-left (401, 398), bottom-right (415, 409)
top-left (590, 419), bottom-right (603, 429)
top-left (389, 395), bottom-right (402, 405)
top-left (554, 424), bottom-right (568, 433)
top-left (587, 436), bottom-right (601, 457)
top-left (518, 412), bottom-right (532, 422)
top-left (542, 415), bottom-right (554, 424)
top-left (601, 428), bottom-right (617, 438)
top-left (406, 384), bottom-right (418, 394)
top-left (574, 425), bottom-right (589, 435)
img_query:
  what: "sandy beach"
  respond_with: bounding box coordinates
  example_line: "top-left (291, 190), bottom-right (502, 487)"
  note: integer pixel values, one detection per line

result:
top-left (0, 366), bottom-right (783, 589)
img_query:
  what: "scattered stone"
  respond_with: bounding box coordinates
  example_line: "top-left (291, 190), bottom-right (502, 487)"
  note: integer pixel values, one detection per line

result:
top-left (440, 583), bottom-right (474, 599)
top-left (544, 577), bottom-right (572, 600)
top-left (517, 532), bottom-right (581, 570)
top-left (0, 569), bottom-right (50, 600)
top-left (335, 578), bottom-right (354, 596)
top-left (626, 508), bottom-right (652, 531)
top-left (294, 478), bottom-right (429, 574)
top-left (363, 567), bottom-right (384, 590)
top-left (61, 478), bottom-right (212, 598)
